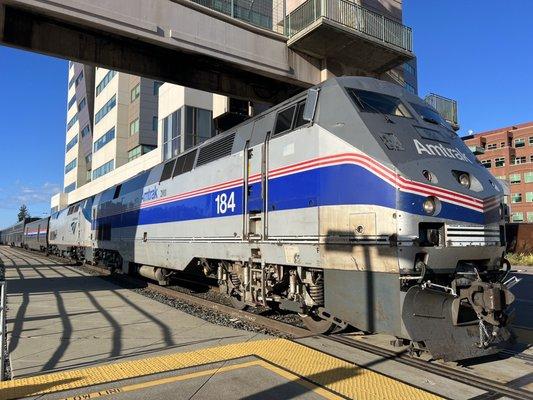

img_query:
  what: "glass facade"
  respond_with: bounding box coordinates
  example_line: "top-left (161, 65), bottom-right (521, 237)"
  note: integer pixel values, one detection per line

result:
top-left (64, 182), bottom-right (76, 193)
top-left (94, 127), bottom-right (115, 152)
top-left (66, 135), bottom-right (78, 153)
top-left (128, 145), bottom-right (156, 162)
top-left (65, 158), bottom-right (77, 174)
top-left (96, 70), bottom-right (117, 96)
top-left (93, 159), bottom-right (114, 180)
top-left (162, 106), bottom-right (214, 161)
top-left (95, 95), bottom-right (116, 124)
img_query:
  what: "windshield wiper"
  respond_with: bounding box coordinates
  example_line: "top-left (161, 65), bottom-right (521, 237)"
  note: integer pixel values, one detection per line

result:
top-left (422, 116), bottom-right (439, 125)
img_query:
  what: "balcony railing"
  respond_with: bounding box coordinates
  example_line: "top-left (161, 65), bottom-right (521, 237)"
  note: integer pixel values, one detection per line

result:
top-left (187, 0), bottom-right (413, 52)
top-left (425, 93), bottom-right (458, 127)
top-left (286, 0), bottom-right (412, 51)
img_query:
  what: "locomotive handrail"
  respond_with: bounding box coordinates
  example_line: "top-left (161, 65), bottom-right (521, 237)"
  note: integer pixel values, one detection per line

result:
top-left (0, 279), bottom-right (6, 381)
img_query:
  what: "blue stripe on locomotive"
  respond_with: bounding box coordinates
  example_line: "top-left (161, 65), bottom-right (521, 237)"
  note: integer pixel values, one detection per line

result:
top-left (94, 163), bottom-right (498, 231)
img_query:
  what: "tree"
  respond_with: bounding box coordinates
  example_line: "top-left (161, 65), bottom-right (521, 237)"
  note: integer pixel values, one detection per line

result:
top-left (18, 204), bottom-right (29, 222)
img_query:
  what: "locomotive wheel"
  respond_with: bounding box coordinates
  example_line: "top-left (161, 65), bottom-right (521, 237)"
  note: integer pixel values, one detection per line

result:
top-left (300, 311), bottom-right (336, 334)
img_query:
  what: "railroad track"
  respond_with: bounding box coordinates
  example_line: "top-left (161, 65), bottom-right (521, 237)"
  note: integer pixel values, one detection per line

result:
top-left (325, 334), bottom-right (533, 400)
top-left (5, 246), bottom-right (533, 399)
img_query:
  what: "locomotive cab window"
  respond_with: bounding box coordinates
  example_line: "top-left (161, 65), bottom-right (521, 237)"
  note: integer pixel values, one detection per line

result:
top-left (113, 184), bottom-right (122, 199)
top-left (274, 105), bottom-right (296, 135)
top-left (160, 160), bottom-right (176, 182)
top-left (347, 88), bottom-right (412, 118)
top-left (409, 102), bottom-right (450, 129)
top-left (293, 100), bottom-right (308, 129)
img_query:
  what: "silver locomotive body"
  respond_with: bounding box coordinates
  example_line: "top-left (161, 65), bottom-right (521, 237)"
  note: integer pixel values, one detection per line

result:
top-left (58, 77), bottom-right (513, 361)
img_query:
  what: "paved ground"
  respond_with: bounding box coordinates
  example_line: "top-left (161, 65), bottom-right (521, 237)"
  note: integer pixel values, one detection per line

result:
top-left (0, 246), bottom-right (531, 400)
top-left (510, 266), bottom-right (533, 343)
top-left (1, 246), bottom-right (265, 377)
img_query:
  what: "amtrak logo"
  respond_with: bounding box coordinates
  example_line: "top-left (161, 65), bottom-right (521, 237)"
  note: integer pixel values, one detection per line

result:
top-left (142, 186), bottom-right (159, 202)
top-left (413, 139), bottom-right (472, 163)
top-left (70, 221), bottom-right (77, 234)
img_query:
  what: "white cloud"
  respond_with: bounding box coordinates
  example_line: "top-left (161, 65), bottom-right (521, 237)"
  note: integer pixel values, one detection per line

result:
top-left (0, 181), bottom-right (61, 209)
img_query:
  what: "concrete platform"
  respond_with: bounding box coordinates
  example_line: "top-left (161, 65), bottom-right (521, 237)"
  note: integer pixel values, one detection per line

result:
top-left (1, 246), bottom-right (266, 377)
top-left (0, 246), bottom-right (531, 400)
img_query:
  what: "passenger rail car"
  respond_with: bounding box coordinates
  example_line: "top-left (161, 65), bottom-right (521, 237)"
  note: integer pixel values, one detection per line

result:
top-left (23, 217), bottom-right (50, 252)
top-left (1, 218), bottom-right (38, 247)
top-left (86, 77), bottom-right (516, 361)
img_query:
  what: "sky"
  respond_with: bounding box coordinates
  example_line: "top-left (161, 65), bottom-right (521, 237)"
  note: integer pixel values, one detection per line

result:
top-left (0, 0), bottom-right (532, 228)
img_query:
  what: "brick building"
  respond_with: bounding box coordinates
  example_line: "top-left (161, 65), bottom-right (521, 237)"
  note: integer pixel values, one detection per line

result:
top-left (462, 122), bottom-right (533, 222)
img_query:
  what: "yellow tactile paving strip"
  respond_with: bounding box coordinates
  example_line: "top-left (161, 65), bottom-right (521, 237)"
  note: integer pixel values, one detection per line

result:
top-left (0, 338), bottom-right (442, 400)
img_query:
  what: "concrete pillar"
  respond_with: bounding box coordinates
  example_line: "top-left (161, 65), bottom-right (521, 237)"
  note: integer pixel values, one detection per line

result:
top-left (320, 59), bottom-right (335, 82)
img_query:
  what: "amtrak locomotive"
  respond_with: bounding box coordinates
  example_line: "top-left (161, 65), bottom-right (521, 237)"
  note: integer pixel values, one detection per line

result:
top-left (1, 77), bottom-right (517, 361)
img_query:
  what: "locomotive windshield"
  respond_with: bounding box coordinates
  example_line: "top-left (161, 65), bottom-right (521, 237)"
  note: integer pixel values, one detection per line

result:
top-left (409, 102), bottom-right (451, 130)
top-left (346, 88), bottom-right (412, 118)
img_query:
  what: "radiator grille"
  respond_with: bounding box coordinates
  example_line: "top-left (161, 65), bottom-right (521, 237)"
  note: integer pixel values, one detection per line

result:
top-left (445, 226), bottom-right (500, 246)
top-left (196, 133), bottom-right (235, 167)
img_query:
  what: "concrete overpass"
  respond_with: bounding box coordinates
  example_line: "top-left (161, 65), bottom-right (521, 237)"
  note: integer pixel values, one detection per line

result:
top-left (0, 0), bottom-right (414, 102)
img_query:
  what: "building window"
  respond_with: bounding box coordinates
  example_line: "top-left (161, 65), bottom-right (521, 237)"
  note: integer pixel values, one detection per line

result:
top-left (67, 96), bottom-right (76, 110)
top-left (78, 98), bottom-right (86, 112)
top-left (515, 138), bottom-right (525, 148)
top-left (128, 145), bottom-right (156, 162)
top-left (131, 84), bottom-right (140, 102)
top-left (96, 70), bottom-right (117, 96)
top-left (94, 127), bottom-right (116, 152)
top-left (403, 62), bottom-right (416, 76)
top-left (86, 170), bottom-right (92, 183)
top-left (81, 125), bottom-right (91, 138)
top-left (85, 153), bottom-right (92, 164)
top-left (93, 159), bottom-right (114, 180)
top-left (66, 135), bottom-right (78, 153)
top-left (152, 116), bottom-right (158, 131)
top-left (513, 156), bottom-right (526, 165)
top-left (529, 137), bottom-right (533, 146)
top-left (526, 192), bottom-right (533, 202)
top-left (495, 157), bottom-right (505, 167)
top-left (511, 193), bottom-right (522, 203)
top-left (129, 118), bottom-right (140, 136)
top-left (65, 158), bottom-right (77, 174)
top-left (495, 175), bottom-right (506, 180)
top-left (525, 171), bottom-right (533, 183)
top-left (404, 82), bottom-right (416, 94)
top-left (163, 110), bottom-right (181, 161)
top-left (481, 159), bottom-right (492, 168)
top-left (510, 173), bottom-right (521, 184)
top-left (500, 142), bottom-right (506, 148)
top-left (67, 114), bottom-right (79, 131)
top-left (64, 182), bottom-right (76, 193)
top-left (185, 106), bottom-right (214, 150)
top-left (487, 143), bottom-right (497, 150)
top-left (512, 212), bottom-right (524, 222)
top-left (153, 81), bottom-right (163, 95)
top-left (75, 71), bottom-right (84, 88)
top-left (528, 212), bottom-right (533, 222)
top-left (95, 95), bottom-right (117, 124)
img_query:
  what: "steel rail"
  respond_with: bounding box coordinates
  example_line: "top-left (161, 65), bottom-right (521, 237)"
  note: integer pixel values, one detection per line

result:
top-left (325, 334), bottom-right (533, 400)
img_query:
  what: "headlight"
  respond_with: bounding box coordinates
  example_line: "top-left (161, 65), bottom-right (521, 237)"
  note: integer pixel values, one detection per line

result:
top-left (423, 197), bottom-right (436, 215)
top-left (458, 173), bottom-right (471, 188)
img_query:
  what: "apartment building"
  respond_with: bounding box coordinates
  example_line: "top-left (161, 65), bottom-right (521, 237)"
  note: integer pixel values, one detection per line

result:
top-left (91, 67), bottom-right (159, 183)
top-left (64, 62), bottom-right (95, 194)
top-left (462, 122), bottom-right (533, 222)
